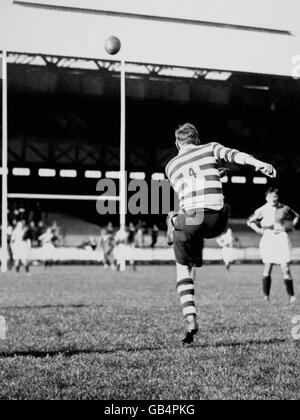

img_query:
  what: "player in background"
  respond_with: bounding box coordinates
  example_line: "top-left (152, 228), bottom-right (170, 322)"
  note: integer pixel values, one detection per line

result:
top-left (11, 221), bottom-right (31, 274)
top-left (114, 226), bottom-right (129, 272)
top-left (128, 222), bottom-right (137, 271)
top-left (247, 188), bottom-right (299, 303)
top-left (7, 222), bottom-right (15, 270)
top-left (99, 228), bottom-right (116, 270)
top-left (216, 228), bottom-right (240, 271)
top-left (39, 228), bottom-right (56, 268)
top-left (166, 123), bottom-right (276, 344)
top-left (151, 224), bottom-right (159, 248)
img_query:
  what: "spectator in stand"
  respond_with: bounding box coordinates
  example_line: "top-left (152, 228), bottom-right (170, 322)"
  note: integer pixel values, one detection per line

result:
top-left (151, 224), bottom-right (159, 248)
top-left (99, 228), bottom-right (116, 270)
top-left (34, 202), bottom-right (44, 225)
top-left (136, 221), bottom-right (144, 248)
top-left (127, 223), bottom-right (137, 271)
top-left (18, 203), bottom-right (26, 221)
top-left (7, 222), bottom-right (14, 270)
top-left (25, 221), bottom-right (38, 247)
top-left (142, 222), bottom-right (148, 236)
top-left (11, 221), bottom-right (31, 274)
top-left (36, 221), bottom-right (45, 246)
top-left (107, 222), bottom-right (114, 234)
top-left (50, 221), bottom-right (62, 247)
top-left (114, 226), bottom-right (129, 272)
top-left (12, 206), bottom-right (20, 222)
top-left (39, 228), bottom-right (56, 268)
top-left (128, 223), bottom-right (136, 246)
top-left (89, 236), bottom-right (97, 251)
top-left (79, 236), bottom-right (97, 251)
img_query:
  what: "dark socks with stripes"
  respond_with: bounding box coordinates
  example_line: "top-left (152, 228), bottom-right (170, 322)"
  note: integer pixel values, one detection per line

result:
top-left (176, 278), bottom-right (196, 318)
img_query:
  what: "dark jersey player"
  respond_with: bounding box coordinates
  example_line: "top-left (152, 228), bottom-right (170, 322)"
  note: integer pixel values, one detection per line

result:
top-left (247, 188), bottom-right (299, 303)
top-left (165, 123), bottom-right (276, 344)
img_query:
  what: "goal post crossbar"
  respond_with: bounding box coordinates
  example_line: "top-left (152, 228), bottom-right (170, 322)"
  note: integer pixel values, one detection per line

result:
top-left (7, 193), bottom-right (120, 201)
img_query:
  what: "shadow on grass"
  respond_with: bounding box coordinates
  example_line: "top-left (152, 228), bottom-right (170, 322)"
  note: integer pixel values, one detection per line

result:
top-left (0, 304), bottom-right (103, 310)
top-left (0, 338), bottom-right (289, 359)
top-left (194, 338), bottom-right (288, 349)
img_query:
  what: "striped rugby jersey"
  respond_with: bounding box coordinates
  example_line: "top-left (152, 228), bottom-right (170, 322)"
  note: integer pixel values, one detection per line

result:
top-left (166, 142), bottom-right (245, 211)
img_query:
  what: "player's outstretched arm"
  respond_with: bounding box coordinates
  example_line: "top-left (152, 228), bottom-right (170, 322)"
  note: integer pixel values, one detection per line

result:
top-left (243, 157), bottom-right (277, 178)
top-left (212, 143), bottom-right (276, 178)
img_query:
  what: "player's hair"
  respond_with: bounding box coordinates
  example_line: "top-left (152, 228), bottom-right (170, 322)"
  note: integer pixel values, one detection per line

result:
top-left (175, 123), bottom-right (200, 147)
top-left (265, 187), bottom-right (279, 197)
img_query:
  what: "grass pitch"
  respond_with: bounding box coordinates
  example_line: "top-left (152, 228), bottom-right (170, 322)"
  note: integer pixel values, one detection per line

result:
top-left (0, 264), bottom-right (299, 400)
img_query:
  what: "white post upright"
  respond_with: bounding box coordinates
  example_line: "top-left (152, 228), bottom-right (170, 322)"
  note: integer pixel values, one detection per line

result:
top-left (1, 49), bottom-right (8, 273)
top-left (120, 58), bottom-right (126, 228)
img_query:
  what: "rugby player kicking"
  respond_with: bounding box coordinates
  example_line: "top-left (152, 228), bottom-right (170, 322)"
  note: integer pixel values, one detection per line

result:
top-left (165, 123), bottom-right (276, 344)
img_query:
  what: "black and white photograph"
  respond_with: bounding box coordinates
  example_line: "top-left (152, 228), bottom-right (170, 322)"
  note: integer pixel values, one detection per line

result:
top-left (0, 0), bottom-right (300, 403)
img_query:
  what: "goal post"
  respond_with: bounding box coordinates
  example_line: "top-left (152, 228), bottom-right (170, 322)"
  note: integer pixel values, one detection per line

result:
top-left (1, 52), bottom-right (127, 273)
top-left (1, 49), bottom-right (8, 273)
top-left (119, 58), bottom-right (126, 229)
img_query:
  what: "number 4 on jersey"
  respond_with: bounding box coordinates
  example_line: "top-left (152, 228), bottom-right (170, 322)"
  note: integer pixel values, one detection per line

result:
top-left (189, 168), bottom-right (197, 178)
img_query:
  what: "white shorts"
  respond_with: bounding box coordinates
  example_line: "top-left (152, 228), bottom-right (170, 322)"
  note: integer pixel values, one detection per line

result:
top-left (13, 241), bottom-right (30, 261)
top-left (114, 244), bottom-right (127, 262)
top-left (259, 230), bottom-right (291, 265)
top-left (222, 247), bottom-right (236, 264)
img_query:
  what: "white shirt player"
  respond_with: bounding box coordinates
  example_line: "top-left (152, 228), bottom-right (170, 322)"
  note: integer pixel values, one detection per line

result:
top-left (11, 222), bottom-right (30, 262)
top-left (249, 202), bottom-right (298, 233)
top-left (11, 223), bottom-right (27, 244)
top-left (217, 228), bottom-right (239, 267)
top-left (248, 199), bottom-right (299, 265)
top-left (39, 228), bottom-right (55, 261)
top-left (39, 229), bottom-right (54, 245)
top-left (114, 227), bottom-right (129, 271)
top-left (115, 228), bottom-right (129, 245)
top-left (217, 229), bottom-right (236, 248)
